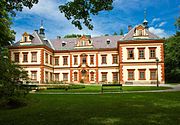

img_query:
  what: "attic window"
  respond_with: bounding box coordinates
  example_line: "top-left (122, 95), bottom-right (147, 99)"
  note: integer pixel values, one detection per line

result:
top-left (24, 36), bottom-right (27, 42)
top-left (62, 41), bottom-right (66, 47)
top-left (89, 40), bottom-right (91, 44)
top-left (106, 39), bottom-right (110, 44)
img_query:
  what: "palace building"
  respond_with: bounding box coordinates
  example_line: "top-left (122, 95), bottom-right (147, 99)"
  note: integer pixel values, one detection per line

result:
top-left (9, 20), bottom-right (165, 84)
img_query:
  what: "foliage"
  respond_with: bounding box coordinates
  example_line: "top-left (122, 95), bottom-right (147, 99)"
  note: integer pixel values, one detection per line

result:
top-left (59, 0), bottom-right (113, 30)
top-left (164, 17), bottom-right (180, 83)
top-left (0, 48), bottom-right (29, 102)
top-left (113, 32), bottom-right (117, 35)
top-left (64, 34), bottom-right (82, 38)
top-left (120, 29), bottom-right (124, 35)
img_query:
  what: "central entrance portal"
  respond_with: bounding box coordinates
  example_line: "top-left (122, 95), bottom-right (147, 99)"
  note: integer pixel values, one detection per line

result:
top-left (81, 70), bottom-right (88, 83)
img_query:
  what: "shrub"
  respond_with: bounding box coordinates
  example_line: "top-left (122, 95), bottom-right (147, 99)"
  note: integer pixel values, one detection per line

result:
top-left (80, 79), bottom-right (84, 83)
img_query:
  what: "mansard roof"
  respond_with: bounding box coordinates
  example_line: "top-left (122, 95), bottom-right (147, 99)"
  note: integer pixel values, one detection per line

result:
top-left (12, 24), bottom-right (161, 50)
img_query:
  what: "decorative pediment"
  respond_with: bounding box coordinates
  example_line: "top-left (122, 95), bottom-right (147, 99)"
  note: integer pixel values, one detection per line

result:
top-left (133, 25), bottom-right (149, 38)
top-left (20, 32), bottom-right (33, 45)
top-left (75, 35), bottom-right (93, 48)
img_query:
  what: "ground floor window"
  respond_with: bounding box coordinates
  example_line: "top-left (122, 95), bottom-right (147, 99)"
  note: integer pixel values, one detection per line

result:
top-left (90, 72), bottom-right (94, 81)
top-left (31, 71), bottom-right (37, 80)
top-left (150, 69), bottom-right (157, 80)
top-left (101, 72), bottom-right (107, 82)
top-left (112, 72), bottom-right (118, 82)
top-left (74, 72), bottom-right (77, 81)
top-left (54, 73), bottom-right (59, 81)
top-left (63, 73), bottom-right (68, 81)
top-left (127, 69), bottom-right (135, 80)
top-left (138, 69), bottom-right (146, 80)
top-left (45, 71), bottom-right (48, 82)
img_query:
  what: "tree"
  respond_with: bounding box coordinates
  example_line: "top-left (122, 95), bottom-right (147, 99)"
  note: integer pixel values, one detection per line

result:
top-left (113, 32), bottom-right (117, 35)
top-left (164, 17), bottom-right (180, 83)
top-left (0, 0), bottom-right (114, 47)
top-left (120, 29), bottom-right (124, 35)
top-left (64, 34), bottom-right (82, 38)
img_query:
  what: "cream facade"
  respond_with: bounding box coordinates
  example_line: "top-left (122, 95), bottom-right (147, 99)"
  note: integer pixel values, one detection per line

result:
top-left (9, 21), bottom-right (165, 85)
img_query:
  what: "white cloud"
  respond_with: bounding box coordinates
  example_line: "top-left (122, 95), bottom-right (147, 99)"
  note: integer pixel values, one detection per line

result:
top-left (149, 27), bottom-right (168, 38)
top-left (151, 18), bottom-right (160, 25)
top-left (158, 21), bottom-right (167, 27)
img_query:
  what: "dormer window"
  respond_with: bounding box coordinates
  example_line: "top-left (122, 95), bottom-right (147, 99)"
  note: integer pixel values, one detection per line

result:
top-left (81, 41), bottom-right (86, 46)
top-left (62, 41), bottom-right (66, 47)
top-left (107, 39), bottom-right (110, 44)
top-left (137, 30), bottom-right (143, 36)
top-left (24, 36), bottom-right (27, 42)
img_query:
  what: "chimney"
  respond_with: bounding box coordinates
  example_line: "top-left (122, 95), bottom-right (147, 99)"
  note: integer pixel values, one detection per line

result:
top-left (128, 25), bottom-right (132, 31)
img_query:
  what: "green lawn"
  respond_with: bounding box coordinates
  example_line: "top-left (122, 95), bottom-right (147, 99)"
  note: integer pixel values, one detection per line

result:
top-left (37, 86), bottom-right (171, 93)
top-left (0, 92), bottom-right (180, 125)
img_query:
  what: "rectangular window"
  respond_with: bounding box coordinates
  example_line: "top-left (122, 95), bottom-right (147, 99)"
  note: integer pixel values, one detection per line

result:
top-left (150, 69), bottom-right (157, 80)
top-left (14, 53), bottom-right (19, 63)
top-left (101, 55), bottom-right (107, 64)
top-left (112, 72), bottom-right (118, 82)
top-left (149, 47), bottom-right (156, 59)
top-left (127, 69), bottom-right (135, 80)
top-left (63, 56), bottom-right (68, 65)
top-left (74, 72), bottom-right (77, 81)
top-left (31, 71), bottom-right (37, 80)
top-left (54, 57), bottom-right (59, 65)
top-left (63, 73), bottom-right (68, 81)
top-left (50, 72), bottom-right (53, 81)
top-left (138, 69), bottom-right (146, 80)
top-left (23, 52), bottom-right (28, 62)
top-left (50, 55), bottom-right (53, 65)
top-left (90, 72), bottom-right (94, 81)
top-left (74, 56), bottom-right (78, 65)
top-left (90, 55), bottom-right (94, 64)
top-left (127, 48), bottom-right (134, 59)
top-left (31, 52), bottom-right (37, 62)
top-left (54, 73), bottom-right (59, 81)
top-left (45, 53), bottom-right (48, 63)
top-left (112, 54), bottom-right (118, 64)
top-left (138, 48), bottom-right (145, 59)
top-left (101, 72), bottom-right (107, 82)
top-left (45, 71), bottom-right (48, 82)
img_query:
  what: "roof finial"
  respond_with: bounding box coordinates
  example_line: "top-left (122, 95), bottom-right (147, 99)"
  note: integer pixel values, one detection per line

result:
top-left (144, 8), bottom-right (147, 20)
top-left (40, 20), bottom-right (44, 29)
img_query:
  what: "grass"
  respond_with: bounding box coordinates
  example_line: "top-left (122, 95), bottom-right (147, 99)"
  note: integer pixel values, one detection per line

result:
top-left (37, 86), bottom-right (171, 93)
top-left (0, 91), bottom-right (180, 125)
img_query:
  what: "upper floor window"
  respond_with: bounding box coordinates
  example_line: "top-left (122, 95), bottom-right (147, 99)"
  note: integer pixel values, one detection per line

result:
top-left (127, 69), bottom-right (135, 80)
top-left (101, 55), bottom-right (107, 64)
top-left (149, 47), bottom-right (156, 59)
top-left (23, 52), bottom-right (28, 62)
top-left (90, 55), bottom-right (94, 65)
top-left (127, 48), bottom-right (134, 59)
top-left (63, 56), bottom-right (68, 65)
top-left (138, 48), bottom-right (145, 59)
top-left (31, 52), bottom-right (37, 62)
top-left (54, 57), bottom-right (59, 65)
top-left (14, 52), bottom-right (19, 63)
top-left (45, 53), bottom-right (48, 63)
top-left (82, 57), bottom-right (86, 64)
top-left (74, 56), bottom-right (78, 65)
top-left (112, 54), bottom-right (118, 64)
top-left (50, 55), bottom-right (53, 65)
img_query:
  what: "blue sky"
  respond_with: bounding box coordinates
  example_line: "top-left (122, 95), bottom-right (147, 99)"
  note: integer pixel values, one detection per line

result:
top-left (12, 0), bottom-right (180, 41)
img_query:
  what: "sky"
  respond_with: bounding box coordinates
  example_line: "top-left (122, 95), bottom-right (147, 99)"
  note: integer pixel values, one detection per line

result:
top-left (12, 0), bottom-right (180, 41)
